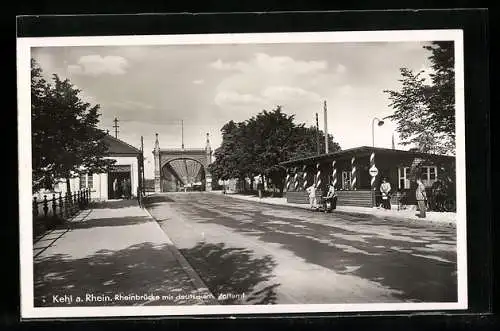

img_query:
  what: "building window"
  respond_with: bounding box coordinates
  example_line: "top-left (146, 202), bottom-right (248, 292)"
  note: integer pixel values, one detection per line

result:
top-left (79, 174), bottom-right (86, 190)
top-left (341, 171), bottom-right (351, 190)
top-left (79, 173), bottom-right (93, 190)
top-left (398, 167), bottom-right (410, 189)
top-left (421, 166), bottom-right (438, 187)
top-left (87, 173), bottom-right (93, 190)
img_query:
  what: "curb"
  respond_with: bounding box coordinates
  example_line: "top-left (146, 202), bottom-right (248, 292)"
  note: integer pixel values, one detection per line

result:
top-left (217, 192), bottom-right (456, 229)
top-left (141, 206), bottom-right (219, 305)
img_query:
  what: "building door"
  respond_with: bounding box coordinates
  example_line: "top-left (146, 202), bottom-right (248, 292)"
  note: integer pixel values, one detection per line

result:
top-left (108, 165), bottom-right (131, 199)
top-left (341, 171), bottom-right (351, 190)
top-left (398, 167), bottom-right (411, 189)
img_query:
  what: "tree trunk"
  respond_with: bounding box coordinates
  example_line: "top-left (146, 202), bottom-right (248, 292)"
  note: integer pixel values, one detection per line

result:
top-left (240, 177), bottom-right (246, 192)
top-left (409, 157), bottom-right (426, 181)
top-left (66, 175), bottom-right (71, 194)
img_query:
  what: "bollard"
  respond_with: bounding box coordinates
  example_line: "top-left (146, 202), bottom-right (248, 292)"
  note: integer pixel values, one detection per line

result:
top-left (64, 192), bottom-right (69, 218)
top-left (59, 192), bottom-right (63, 218)
top-left (52, 193), bottom-right (57, 218)
top-left (33, 196), bottom-right (39, 218)
top-left (42, 195), bottom-right (49, 218)
top-left (73, 192), bottom-right (77, 214)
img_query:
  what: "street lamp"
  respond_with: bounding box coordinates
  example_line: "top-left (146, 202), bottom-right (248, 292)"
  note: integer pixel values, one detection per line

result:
top-left (372, 116), bottom-right (390, 148)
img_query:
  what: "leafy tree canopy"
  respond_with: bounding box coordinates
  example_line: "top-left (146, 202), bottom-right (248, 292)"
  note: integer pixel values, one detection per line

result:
top-left (31, 58), bottom-right (115, 193)
top-left (384, 41), bottom-right (455, 155)
top-left (208, 105), bottom-right (341, 193)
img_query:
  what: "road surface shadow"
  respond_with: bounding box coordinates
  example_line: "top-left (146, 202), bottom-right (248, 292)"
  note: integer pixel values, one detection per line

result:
top-left (61, 216), bottom-right (152, 230)
top-left (90, 199), bottom-right (139, 209)
top-left (174, 200), bottom-right (457, 303)
top-left (180, 242), bottom-right (280, 305)
top-left (34, 242), bottom-right (208, 307)
top-left (144, 195), bottom-right (176, 205)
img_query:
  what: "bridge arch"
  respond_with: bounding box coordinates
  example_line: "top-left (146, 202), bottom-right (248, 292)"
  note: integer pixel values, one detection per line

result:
top-left (160, 157), bottom-right (207, 192)
top-left (153, 133), bottom-right (213, 192)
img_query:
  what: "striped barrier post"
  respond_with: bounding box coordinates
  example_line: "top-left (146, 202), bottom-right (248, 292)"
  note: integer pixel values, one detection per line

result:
top-left (302, 165), bottom-right (308, 190)
top-left (370, 151), bottom-right (377, 206)
top-left (351, 156), bottom-right (357, 190)
top-left (285, 169), bottom-right (292, 191)
top-left (332, 160), bottom-right (337, 188)
top-left (293, 172), bottom-right (299, 191)
top-left (315, 163), bottom-right (322, 188)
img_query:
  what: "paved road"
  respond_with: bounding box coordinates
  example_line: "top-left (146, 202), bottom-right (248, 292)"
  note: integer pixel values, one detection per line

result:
top-left (144, 192), bottom-right (457, 305)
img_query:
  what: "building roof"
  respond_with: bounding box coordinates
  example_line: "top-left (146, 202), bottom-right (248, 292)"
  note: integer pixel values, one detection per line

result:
top-left (280, 146), bottom-right (455, 166)
top-left (103, 134), bottom-right (141, 156)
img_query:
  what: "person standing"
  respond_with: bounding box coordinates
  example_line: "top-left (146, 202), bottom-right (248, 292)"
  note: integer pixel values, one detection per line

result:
top-left (113, 178), bottom-right (118, 199)
top-left (121, 178), bottom-right (127, 199)
top-left (257, 176), bottom-right (264, 199)
top-left (380, 177), bottom-right (392, 210)
top-left (416, 177), bottom-right (428, 218)
top-left (325, 182), bottom-right (337, 211)
top-left (125, 178), bottom-right (131, 199)
top-left (306, 184), bottom-right (317, 210)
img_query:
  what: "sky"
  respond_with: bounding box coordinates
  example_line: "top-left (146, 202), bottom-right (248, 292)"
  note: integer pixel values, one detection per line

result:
top-left (32, 41), bottom-right (434, 179)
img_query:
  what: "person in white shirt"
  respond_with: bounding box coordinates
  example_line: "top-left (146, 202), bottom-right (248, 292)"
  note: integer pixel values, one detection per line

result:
top-left (380, 177), bottom-right (392, 210)
top-left (306, 184), bottom-right (317, 210)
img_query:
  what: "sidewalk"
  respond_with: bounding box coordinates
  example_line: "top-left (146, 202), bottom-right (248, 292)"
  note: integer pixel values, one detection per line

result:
top-left (33, 199), bottom-right (217, 307)
top-left (216, 192), bottom-right (456, 228)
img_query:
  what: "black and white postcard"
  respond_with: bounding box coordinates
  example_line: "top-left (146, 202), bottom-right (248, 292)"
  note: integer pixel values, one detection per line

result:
top-left (18, 29), bottom-right (467, 319)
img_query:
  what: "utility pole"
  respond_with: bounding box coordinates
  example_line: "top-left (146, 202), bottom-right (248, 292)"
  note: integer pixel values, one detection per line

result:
top-left (323, 100), bottom-right (329, 154)
top-left (316, 113), bottom-right (320, 155)
top-left (113, 117), bottom-right (119, 139)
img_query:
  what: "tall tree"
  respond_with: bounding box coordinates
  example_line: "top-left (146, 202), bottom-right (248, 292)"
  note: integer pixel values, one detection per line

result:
top-left (209, 106), bottom-right (342, 193)
top-left (31, 59), bottom-right (52, 192)
top-left (251, 106), bottom-right (297, 192)
top-left (208, 120), bottom-right (243, 181)
top-left (384, 41), bottom-right (455, 155)
top-left (31, 59), bottom-right (115, 193)
top-left (289, 125), bottom-right (341, 159)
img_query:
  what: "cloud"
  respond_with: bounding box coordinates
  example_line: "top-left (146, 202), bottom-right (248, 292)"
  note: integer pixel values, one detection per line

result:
top-left (67, 55), bottom-right (129, 76)
top-left (261, 86), bottom-right (322, 102)
top-left (213, 85), bottom-right (322, 114)
top-left (210, 52), bottom-right (327, 75)
top-left (210, 58), bottom-right (247, 71)
top-left (193, 79), bottom-right (205, 85)
top-left (214, 90), bottom-right (264, 107)
top-left (338, 85), bottom-right (353, 95)
top-left (336, 64), bottom-right (347, 74)
top-left (108, 100), bottom-right (155, 110)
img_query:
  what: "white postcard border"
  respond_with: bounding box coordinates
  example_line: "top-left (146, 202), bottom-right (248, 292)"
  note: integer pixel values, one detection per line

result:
top-left (18, 29), bottom-right (467, 319)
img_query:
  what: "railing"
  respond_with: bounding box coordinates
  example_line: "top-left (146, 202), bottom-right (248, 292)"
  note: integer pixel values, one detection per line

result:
top-left (32, 188), bottom-right (92, 221)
